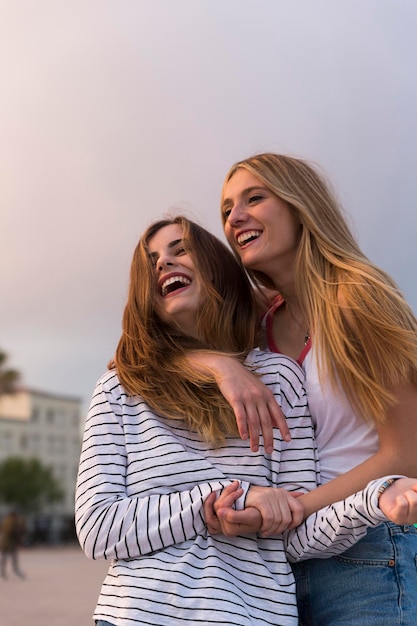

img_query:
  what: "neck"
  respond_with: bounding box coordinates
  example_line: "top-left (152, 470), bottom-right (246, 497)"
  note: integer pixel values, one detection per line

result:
top-left (271, 282), bottom-right (307, 334)
top-left (271, 280), bottom-right (300, 318)
top-left (284, 301), bottom-right (307, 332)
top-left (266, 261), bottom-right (297, 303)
top-left (260, 262), bottom-right (307, 329)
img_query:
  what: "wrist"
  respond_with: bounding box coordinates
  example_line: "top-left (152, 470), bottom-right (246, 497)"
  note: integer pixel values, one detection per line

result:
top-left (236, 481), bottom-right (251, 510)
top-left (377, 478), bottom-right (397, 502)
top-left (376, 475), bottom-right (404, 504)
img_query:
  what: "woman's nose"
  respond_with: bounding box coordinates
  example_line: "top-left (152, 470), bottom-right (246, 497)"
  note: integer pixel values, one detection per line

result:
top-left (157, 256), bottom-right (174, 272)
top-left (228, 204), bottom-right (246, 226)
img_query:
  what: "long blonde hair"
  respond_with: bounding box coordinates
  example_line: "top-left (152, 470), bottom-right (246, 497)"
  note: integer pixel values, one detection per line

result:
top-left (222, 153), bottom-right (417, 424)
top-left (113, 215), bottom-right (260, 443)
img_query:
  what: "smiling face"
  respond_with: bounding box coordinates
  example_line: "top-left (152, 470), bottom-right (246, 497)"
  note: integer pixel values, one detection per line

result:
top-left (147, 223), bottom-right (201, 337)
top-left (221, 168), bottom-right (302, 285)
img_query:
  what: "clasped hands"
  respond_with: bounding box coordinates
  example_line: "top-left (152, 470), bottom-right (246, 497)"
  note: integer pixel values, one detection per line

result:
top-left (204, 481), bottom-right (304, 537)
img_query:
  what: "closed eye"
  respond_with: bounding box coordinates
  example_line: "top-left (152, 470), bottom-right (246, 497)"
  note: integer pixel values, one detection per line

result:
top-left (149, 253), bottom-right (158, 267)
top-left (248, 194), bottom-right (263, 204)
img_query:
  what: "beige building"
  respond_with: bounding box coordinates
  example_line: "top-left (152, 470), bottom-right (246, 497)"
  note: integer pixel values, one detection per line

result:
top-left (0, 388), bottom-right (82, 540)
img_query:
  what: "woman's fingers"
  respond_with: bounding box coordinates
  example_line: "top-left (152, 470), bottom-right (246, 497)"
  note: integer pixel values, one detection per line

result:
top-left (189, 352), bottom-right (290, 453)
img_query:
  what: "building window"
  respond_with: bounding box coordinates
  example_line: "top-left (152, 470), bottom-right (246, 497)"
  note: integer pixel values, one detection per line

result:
top-left (31, 434), bottom-right (40, 453)
top-left (1, 432), bottom-right (12, 452)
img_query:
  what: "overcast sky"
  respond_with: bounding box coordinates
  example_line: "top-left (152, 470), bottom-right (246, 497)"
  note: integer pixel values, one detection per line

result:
top-left (1, 0), bottom-right (416, 409)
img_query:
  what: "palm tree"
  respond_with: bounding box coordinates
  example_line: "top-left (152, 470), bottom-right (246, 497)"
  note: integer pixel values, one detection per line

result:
top-left (0, 351), bottom-right (20, 396)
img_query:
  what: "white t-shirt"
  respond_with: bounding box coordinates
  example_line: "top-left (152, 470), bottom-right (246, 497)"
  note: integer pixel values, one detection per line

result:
top-left (263, 295), bottom-right (379, 483)
top-left (303, 347), bottom-right (379, 483)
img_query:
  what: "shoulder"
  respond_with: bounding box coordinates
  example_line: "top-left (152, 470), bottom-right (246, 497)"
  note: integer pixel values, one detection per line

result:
top-left (87, 370), bottom-right (155, 426)
top-left (95, 368), bottom-right (121, 389)
top-left (90, 369), bottom-right (131, 408)
top-left (95, 370), bottom-right (160, 415)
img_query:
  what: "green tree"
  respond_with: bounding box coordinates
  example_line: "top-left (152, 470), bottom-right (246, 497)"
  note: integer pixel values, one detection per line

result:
top-left (0, 457), bottom-right (63, 514)
top-left (0, 350), bottom-right (20, 395)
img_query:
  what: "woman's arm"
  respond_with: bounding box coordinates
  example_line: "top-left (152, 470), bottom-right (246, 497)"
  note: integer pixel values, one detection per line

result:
top-left (284, 476), bottom-right (417, 563)
top-left (299, 383), bottom-right (417, 517)
top-left (194, 355), bottom-right (417, 517)
top-left (76, 475), bottom-right (246, 561)
top-left (205, 477), bottom-right (417, 543)
top-left (186, 351), bottom-right (290, 452)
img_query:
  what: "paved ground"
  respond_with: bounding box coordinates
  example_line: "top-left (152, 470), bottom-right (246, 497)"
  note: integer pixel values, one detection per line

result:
top-left (0, 544), bottom-right (109, 626)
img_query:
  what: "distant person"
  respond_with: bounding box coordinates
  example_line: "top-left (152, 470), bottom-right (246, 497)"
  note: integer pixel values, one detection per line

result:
top-left (75, 216), bottom-right (417, 626)
top-left (0, 510), bottom-right (26, 579)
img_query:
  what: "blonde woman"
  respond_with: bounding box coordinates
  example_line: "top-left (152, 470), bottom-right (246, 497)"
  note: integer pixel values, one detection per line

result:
top-left (75, 216), bottom-right (416, 626)
top-left (203, 154), bottom-right (417, 625)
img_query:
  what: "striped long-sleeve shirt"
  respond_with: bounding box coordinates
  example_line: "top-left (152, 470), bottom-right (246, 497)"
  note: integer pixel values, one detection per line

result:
top-left (75, 350), bottom-right (391, 626)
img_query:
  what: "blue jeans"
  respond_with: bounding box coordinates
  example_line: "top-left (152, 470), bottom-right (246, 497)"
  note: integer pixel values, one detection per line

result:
top-left (292, 522), bottom-right (417, 625)
top-left (95, 622), bottom-right (115, 626)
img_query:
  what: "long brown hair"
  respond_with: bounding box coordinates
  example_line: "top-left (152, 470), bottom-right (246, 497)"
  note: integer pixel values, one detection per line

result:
top-left (113, 215), bottom-right (260, 443)
top-left (222, 153), bottom-right (417, 424)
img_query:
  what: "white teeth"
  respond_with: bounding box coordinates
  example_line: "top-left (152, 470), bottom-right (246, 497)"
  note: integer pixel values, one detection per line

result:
top-left (237, 230), bottom-right (261, 246)
top-left (161, 275), bottom-right (191, 296)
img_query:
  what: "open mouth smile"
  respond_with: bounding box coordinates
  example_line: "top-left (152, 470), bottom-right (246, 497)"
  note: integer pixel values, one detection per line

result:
top-left (236, 230), bottom-right (262, 247)
top-left (159, 273), bottom-right (192, 297)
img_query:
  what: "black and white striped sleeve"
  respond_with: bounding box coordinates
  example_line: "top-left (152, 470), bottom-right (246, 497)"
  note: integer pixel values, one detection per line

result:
top-left (284, 478), bottom-right (398, 562)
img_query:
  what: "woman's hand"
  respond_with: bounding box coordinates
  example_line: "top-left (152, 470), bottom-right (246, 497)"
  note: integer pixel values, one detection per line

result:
top-left (379, 477), bottom-right (417, 525)
top-left (245, 486), bottom-right (305, 536)
top-left (204, 483), bottom-right (304, 537)
top-left (204, 482), bottom-right (245, 534)
top-left (204, 484), bottom-right (263, 536)
top-left (188, 352), bottom-right (290, 453)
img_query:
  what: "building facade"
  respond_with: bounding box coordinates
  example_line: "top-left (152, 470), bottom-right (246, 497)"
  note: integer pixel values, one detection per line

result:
top-left (0, 388), bottom-right (82, 541)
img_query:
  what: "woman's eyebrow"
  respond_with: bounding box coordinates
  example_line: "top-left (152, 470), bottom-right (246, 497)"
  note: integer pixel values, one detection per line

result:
top-left (148, 238), bottom-right (183, 259)
top-left (222, 186), bottom-right (266, 209)
top-left (167, 238), bottom-right (183, 249)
